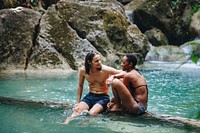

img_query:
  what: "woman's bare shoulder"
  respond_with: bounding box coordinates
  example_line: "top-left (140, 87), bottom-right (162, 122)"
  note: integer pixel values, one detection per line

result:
top-left (124, 71), bottom-right (136, 78)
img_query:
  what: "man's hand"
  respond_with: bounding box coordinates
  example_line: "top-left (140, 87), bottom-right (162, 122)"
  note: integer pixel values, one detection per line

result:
top-left (106, 75), bottom-right (115, 85)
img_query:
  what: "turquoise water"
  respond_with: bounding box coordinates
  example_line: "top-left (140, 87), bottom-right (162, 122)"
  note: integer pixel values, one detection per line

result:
top-left (0, 63), bottom-right (200, 133)
top-left (143, 63), bottom-right (200, 120)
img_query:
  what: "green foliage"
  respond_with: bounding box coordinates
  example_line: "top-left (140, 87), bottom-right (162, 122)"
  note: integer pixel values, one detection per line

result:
top-left (170, 0), bottom-right (200, 15)
top-left (196, 110), bottom-right (200, 119)
top-left (30, 0), bottom-right (39, 7)
top-left (191, 3), bottom-right (200, 14)
top-left (177, 41), bottom-right (200, 68)
top-left (170, 0), bottom-right (187, 10)
top-left (185, 41), bottom-right (200, 64)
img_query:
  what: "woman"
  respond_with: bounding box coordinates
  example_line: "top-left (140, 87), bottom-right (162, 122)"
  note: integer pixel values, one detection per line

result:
top-left (107, 54), bottom-right (148, 115)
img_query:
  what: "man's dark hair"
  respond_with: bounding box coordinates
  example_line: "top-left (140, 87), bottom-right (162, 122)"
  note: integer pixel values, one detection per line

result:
top-left (126, 54), bottom-right (137, 68)
top-left (85, 51), bottom-right (96, 75)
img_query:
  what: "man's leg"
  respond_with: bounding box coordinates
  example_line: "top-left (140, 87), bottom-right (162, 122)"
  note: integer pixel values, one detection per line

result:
top-left (89, 103), bottom-right (104, 115)
top-left (63, 101), bottom-right (89, 124)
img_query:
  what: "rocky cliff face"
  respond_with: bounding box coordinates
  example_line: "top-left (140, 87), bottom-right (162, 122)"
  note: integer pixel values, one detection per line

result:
top-left (0, 0), bottom-right (150, 71)
top-left (124, 0), bottom-right (200, 63)
top-left (133, 0), bottom-right (199, 45)
top-left (0, 7), bottom-right (41, 70)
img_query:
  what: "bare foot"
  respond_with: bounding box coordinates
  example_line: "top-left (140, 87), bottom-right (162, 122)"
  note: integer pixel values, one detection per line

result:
top-left (107, 101), bottom-right (115, 109)
top-left (60, 117), bottom-right (73, 124)
top-left (80, 110), bottom-right (90, 116)
top-left (107, 104), bottom-right (122, 112)
top-left (60, 110), bottom-right (90, 124)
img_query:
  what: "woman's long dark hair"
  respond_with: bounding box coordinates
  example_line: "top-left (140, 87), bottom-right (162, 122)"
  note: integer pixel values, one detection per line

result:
top-left (85, 52), bottom-right (96, 75)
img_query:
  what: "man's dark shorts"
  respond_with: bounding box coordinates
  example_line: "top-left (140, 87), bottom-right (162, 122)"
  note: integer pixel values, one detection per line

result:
top-left (81, 92), bottom-right (110, 111)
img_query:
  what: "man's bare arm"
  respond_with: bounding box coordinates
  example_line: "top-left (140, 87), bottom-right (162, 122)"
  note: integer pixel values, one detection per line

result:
top-left (76, 68), bottom-right (85, 103)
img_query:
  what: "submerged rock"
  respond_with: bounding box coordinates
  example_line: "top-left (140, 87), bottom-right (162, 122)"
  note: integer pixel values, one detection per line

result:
top-left (145, 45), bottom-right (187, 62)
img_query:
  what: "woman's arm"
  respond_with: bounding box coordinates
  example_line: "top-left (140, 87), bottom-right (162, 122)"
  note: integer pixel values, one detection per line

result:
top-left (106, 71), bottom-right (126, 85)
top-left (113, 71), bottom-right (126, 79)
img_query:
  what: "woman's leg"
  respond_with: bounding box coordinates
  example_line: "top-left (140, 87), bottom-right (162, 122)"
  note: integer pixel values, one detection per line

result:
top-left (111, 79), bottom-right (139, 112)
top-left (109, 82), bottom-right (123, 111)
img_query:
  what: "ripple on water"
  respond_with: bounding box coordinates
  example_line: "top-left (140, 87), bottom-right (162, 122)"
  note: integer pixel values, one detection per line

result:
top-left (0, 65), bottom-right (200, 132)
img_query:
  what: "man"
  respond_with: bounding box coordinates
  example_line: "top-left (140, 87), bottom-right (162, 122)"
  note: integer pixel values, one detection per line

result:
top-left (107, 54), bottom-right (148, 115)
top-left (63, 51), bottom-right (120, 124)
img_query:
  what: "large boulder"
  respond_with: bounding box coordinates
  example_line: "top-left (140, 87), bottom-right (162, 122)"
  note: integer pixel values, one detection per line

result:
top-left (145, 39), bottom-right (200, 64)
top-left (29, 0), bottom-right (150, 69)
top-left (190, 9), bottom-right (200, 37)
top-left (144, 28), bottom-right (169, 46)
top-left (0, 0), bottom-right (150, 71)
top-left (133, 0), bottom-right (199, 45)
top-left (0, 7), bottom-right (41, 70)
top-left (145, 45), bottom-right (187, 62)
top-left (124, 0), bottom-right (146, 10)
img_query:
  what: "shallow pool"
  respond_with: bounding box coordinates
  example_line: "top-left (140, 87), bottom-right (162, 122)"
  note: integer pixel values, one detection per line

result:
top-left (0, 63), bottom-right (200, 133)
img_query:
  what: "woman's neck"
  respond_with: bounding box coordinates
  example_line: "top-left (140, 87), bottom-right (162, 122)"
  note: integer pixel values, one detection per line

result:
top-left (127, 67), bottom-right (134, 72)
